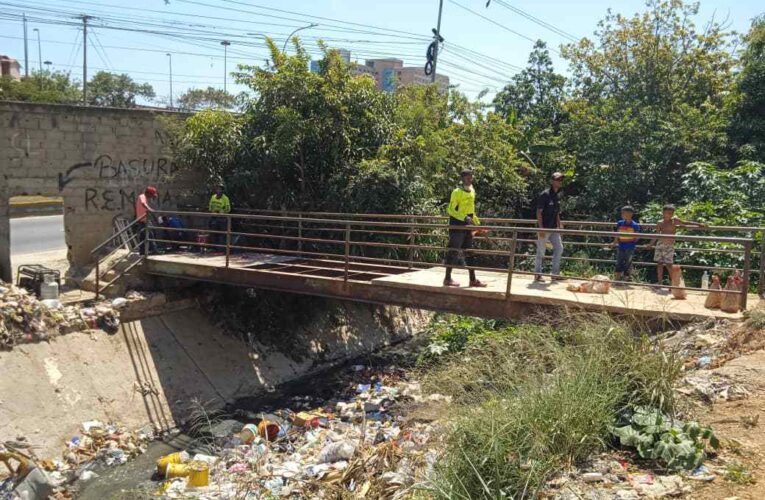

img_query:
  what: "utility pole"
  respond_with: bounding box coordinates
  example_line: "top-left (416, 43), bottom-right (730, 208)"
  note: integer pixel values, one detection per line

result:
top-left (166, 53), bottom-right (173, 109)
top-left (431, 0), bottom-right (444, 83)
top-left (33, 28), bottom-right (42, 72)
top-left (81, 15), bottom-right (93, 104)
top-left (23, 13), bottom-right (29, 77)
top-left (221, 40), bottom-right (231, 92)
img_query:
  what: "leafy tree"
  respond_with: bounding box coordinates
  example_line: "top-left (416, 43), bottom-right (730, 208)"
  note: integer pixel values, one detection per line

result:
top-left (177, 87), bottom-right (241, 111)
top-left (168, 109), bottom-right (243, 186)
top-left (560, 0), bottom-right (735, 215)
top-left (730, 16), bottom-right (765, 160)
top-left (171, 38), bottom-right (528, 220)
top-left (87, 71), bottom-right (155, 107)
top-left (0, 70), bottom-right (80, 103)
top-left (493, 40), bottom-right (566, 138)
top-left (493, 40), bottom-right (571, 199)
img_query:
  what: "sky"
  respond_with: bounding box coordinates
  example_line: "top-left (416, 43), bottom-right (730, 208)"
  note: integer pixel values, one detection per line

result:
top-left (0, 0), bottom-right (762, 104)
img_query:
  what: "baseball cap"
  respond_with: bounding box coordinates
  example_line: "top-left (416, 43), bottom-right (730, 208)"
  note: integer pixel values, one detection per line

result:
top-left (146, 186), bottom-right (158, 195)
top-left (460, 169), bottom-right (474, 177)
top-left (551, 172), bottom-right (564, 181)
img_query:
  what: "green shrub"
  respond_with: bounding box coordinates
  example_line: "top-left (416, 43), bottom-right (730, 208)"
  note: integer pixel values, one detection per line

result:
top-left (612, 407), bottom-right (719, 470)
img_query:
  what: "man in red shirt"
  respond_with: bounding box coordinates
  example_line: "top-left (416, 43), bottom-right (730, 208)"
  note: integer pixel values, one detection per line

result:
top-left (135, 186), bottom-right (158, 254)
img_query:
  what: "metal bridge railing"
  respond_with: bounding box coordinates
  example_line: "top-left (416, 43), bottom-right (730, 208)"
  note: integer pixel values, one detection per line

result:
top-left (145, 210), bottom-right (759, 310)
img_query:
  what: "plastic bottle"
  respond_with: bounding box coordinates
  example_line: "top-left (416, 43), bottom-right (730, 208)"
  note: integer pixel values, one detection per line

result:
top-left (701, 271), bottom-right (709, 289)
top-left (39, 274), bottom-right (59, 300)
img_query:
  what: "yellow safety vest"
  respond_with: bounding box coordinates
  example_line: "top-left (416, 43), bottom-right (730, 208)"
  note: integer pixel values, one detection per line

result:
top-left (447, 187), bottom-right (480, 224)
top-left (208, 194), bottom-right (231, 213)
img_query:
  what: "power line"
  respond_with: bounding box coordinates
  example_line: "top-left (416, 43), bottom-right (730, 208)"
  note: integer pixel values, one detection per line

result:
top-left (0, 4), bottom-right (508, 94)
top-left (2, 35), bottom-right (505, 91)
top-left (446, 0), bottom-right (534, 45)
top-left (92, 28), bottom-right (113, 69)
top-left (1, 2), bottom-right (515, 88)
top-left (491, 0), bottom-right (578, 42)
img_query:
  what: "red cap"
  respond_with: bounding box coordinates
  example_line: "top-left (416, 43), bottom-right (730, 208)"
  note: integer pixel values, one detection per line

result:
top-left (146, 186), bottom-right (158, 196)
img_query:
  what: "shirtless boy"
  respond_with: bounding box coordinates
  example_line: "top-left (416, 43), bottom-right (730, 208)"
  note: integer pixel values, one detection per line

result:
top-left (650, 204), bottom-right (706, 285)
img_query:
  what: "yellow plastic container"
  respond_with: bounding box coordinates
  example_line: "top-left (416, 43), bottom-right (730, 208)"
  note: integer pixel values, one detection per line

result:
top-left (156, 451), bottom-right (188, 476)
top-left (186, 460), bottom-right (210, 487)
top-left (165, 462), bottom-right (192, 479)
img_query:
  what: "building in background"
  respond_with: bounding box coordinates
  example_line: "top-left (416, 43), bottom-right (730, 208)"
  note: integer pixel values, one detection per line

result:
top-left (309, 50), bottom-right (449, 93)
top-left (0, 56), bottom-right (21, 80)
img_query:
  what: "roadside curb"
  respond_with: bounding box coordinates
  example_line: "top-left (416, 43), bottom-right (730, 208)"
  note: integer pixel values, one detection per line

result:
top-left (9, 201), bottom-right (63, 218)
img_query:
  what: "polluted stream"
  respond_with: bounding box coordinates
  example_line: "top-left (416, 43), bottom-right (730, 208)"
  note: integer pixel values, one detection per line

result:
top-left (73, 335), bottom-right (436, 499)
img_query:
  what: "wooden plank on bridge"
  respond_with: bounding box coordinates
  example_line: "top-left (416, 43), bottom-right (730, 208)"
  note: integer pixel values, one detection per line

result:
top-left (371, 267), bottom-right (756, 321)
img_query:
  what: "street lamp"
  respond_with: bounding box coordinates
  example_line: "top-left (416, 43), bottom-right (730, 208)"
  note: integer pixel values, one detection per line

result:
top-left (220, 40), bottom-right (231, 92)
top-left (32, 28), bottom-right (42, 73)
top-left (166, 53), bottom-right (173, 110)
top-left (282, 23), bottom-right (318, 53)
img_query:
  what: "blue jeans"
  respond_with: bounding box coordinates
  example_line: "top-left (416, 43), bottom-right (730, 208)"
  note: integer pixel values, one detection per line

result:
top-left (616, 247), bottom-right (635, 274)
top-left (535, 232), bottom-right (563, 276)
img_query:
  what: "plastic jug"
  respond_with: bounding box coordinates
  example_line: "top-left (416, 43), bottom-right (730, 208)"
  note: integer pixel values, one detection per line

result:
top-left (40, 275), bottom-right (59, 300)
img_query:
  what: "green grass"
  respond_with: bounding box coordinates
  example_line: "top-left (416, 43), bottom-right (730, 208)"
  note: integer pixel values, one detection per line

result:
top-left (725, 461), bottom-right (757, 485)
top-left (419, 314), bottom-right (683, 499)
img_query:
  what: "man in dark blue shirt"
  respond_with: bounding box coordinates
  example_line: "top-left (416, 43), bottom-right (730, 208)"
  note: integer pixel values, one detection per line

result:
top-left (534, 172), bottom-right (564, 282)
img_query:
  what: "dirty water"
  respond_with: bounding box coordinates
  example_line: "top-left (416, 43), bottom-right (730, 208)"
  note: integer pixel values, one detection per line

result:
top-left (72, 335), bottom-right (428, 499)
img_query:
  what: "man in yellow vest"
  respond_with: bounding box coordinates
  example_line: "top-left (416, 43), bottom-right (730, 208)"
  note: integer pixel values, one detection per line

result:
top-left (208, 183), bottom-right (231, 248)
top-left (444, 169), bottom-right (486, 288)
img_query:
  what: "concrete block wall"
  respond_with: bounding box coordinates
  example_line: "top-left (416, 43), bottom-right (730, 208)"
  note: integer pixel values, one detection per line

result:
top-left (0, 101), bottom-right (199, 282)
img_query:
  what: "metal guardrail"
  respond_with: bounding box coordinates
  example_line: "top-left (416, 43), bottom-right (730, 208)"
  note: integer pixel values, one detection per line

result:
top-left (90, 216), bottom-right (145, 298)
top-left (144, 210), bottom-right (759, 310)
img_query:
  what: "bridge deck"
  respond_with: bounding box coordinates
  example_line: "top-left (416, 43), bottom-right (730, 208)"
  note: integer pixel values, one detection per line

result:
top-left (144, 252), bottom-right (757, 322)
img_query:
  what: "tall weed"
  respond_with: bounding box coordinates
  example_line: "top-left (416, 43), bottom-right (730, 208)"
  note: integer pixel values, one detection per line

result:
top-left (422, 314), bottom-right (682, 498)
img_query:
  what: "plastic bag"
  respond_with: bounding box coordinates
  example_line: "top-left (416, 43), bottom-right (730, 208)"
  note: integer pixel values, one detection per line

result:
top-left (317, 441), bottom-right (356, 464)
top-left (566, 275), bottom-right (610, 294)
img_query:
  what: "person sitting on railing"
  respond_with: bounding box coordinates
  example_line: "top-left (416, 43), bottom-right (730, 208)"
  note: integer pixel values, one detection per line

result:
top-left (611, 205), bottom-right (641, 282)
top-left (534, 172), bottom-right (565, 282)
top-left (135, 185), bottom-right (159, 255)
top-left (208, 183), bottom-right (232, 249)
top-left (648, 204), bottom-right (707, 286)
top-left (443, 169), bottom-right (487, 288)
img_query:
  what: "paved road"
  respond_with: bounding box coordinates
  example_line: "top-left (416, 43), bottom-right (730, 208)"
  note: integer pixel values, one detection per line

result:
top-left (10, 215), bottom-right (66, 256)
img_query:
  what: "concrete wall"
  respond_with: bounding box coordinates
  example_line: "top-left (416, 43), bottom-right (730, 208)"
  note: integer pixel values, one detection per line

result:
top-left (0, 303), bottom-right (429, 458)
top-left (0, 101), bottom-right (198, 282)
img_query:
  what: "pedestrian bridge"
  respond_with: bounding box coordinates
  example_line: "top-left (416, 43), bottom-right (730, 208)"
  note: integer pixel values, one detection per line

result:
top-left (95, 210), bottom-right (764, 323)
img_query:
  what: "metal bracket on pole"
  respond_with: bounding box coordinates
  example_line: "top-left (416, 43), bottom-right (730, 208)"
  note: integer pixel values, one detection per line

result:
top-left (407, 218), bottom-right (415, 269)
top-left (225, 216), bottom-right (232, 268)
top-left (95, 257), bottom-right (100, 300)
top-left (344, 224), bottom-right (351, 282)
top-left (144, 220), bottom-right (150, 256)
top-left (505, 231), bottom-right (517, 300)
top-left (742, 240), bottom-right (752, 310)
top-left (298, 214), bottom-right (303, 255)
top-left (758, 230), bottom-right (764, 297)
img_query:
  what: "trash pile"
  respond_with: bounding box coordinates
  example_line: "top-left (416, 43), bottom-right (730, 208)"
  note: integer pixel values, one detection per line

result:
top-left (678, 372), bottom-right (752, 402)
top-left (658, 320), bottom-right (753, 402)
top-left (543, 453), bottom-right (729, 499)
top-left (0, 282), bottom-right (122, 350)
top-left (62, 420), bottom-right (154, 469)
top-left (659, 320), bottom-right (731, 369)
top-left (1, 420), bottom-right (155, 499)
top-left (153, 365), bottom-right (439, 498)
